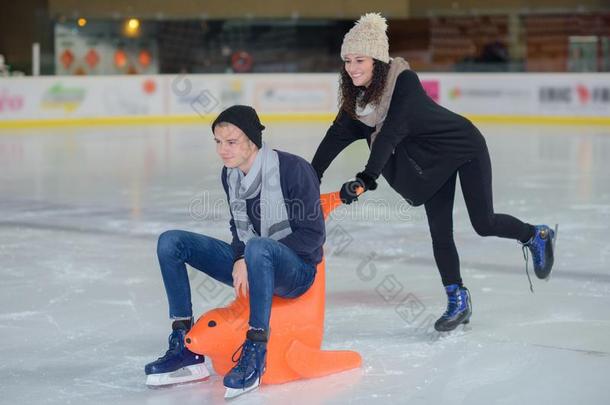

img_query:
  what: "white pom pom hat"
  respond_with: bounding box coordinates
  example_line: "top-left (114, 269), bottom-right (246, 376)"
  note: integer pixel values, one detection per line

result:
top-left (340, 13), bottom-right (390, 63)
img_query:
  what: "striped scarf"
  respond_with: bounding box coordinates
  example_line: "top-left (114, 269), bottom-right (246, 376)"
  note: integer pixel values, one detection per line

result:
top-left (226, 142), bottom-right (292, 243)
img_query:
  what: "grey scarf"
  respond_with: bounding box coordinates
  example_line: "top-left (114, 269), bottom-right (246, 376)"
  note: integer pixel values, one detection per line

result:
top-left (226, 142), bottom-right (292, 243)
top-left (355, 57), bottom-right (410, 147)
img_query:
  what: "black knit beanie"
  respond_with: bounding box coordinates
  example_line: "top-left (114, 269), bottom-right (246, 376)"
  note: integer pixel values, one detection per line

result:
top-left (211, 105), bottom-right (265, 148)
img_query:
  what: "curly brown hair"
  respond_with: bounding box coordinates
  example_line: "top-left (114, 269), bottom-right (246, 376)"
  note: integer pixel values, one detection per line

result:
top-left (339, 59), bottom-right (390, 118)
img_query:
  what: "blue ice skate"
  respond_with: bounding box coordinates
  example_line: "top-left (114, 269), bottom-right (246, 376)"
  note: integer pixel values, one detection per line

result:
top-left (522, 224), bottom-right (558, 291)
top-left (224, 329), bottom-right (268, 399)
top-left (145, 328), bottom-right (209, 386)
top-left (434, 284), bottom-right (472, 332)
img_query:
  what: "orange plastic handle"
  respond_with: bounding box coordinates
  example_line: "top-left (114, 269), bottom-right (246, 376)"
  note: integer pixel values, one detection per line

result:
top-left (320, 187), bottom-right (364, 218)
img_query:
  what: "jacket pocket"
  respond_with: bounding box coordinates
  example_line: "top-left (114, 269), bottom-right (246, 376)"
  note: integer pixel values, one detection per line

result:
top-left (407, 155), bottom-right (424, 175)
top-left (398, 147), bottom-right (424, 175)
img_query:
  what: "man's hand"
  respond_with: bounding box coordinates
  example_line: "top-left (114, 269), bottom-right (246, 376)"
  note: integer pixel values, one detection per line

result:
top-left (232, 258), bottom-right (249, 297)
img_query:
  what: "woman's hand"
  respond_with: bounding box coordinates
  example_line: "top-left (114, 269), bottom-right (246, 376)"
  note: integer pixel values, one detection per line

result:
top-left (232, 258), bottom-right (249, 297)
top-left (339, 171), bottom-right (377, 204)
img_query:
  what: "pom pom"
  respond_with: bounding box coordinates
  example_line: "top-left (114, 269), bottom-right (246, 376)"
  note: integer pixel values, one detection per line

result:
top-left (355, 12), bottom-right (388, 33)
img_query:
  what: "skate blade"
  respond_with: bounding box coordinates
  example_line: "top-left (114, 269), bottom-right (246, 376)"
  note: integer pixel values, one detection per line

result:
top-left (146, 363), bottom-right (210, 387)
top-left (224, 378), bottom-right (260, 399)
top-left (435, 315), bottom-right (472, 333)
top-left (437, 322), bottom-right (471, 337)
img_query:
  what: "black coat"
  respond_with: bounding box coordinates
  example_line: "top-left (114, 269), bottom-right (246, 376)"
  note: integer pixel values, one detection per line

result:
top-left (311, 70), bottom-right (488, 206)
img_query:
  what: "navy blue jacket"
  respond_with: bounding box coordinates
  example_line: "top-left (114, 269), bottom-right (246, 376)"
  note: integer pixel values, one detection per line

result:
top-left (221, 150), bottom-right (325, 266)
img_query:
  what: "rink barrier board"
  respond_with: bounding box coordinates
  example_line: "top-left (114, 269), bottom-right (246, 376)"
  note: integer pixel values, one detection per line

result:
top-left (1, 73), bottom-right (610, 128)
top-left (1, 113), bottom-right (610, 131)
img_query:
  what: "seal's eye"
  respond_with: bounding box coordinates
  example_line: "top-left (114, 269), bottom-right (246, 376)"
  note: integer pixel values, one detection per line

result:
top-left (208, 320), bottom-right (217, 327)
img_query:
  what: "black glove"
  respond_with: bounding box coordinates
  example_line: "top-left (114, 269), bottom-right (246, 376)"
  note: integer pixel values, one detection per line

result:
top-left (339, 172), bottom-right (378, 205)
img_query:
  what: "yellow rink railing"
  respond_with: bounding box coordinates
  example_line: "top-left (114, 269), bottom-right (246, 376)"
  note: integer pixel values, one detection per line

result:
top-left (1, 113), bottom-right (610, 130)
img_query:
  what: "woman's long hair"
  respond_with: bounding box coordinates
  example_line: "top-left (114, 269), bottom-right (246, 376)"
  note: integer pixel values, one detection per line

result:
top-left (339, 59), bottom-right (390, 117)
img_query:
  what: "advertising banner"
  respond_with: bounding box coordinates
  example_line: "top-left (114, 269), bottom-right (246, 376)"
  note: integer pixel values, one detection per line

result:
top-left (1, 73), bottom-right (609, 122)
top-left (1, 76), bottom-right (164, 120)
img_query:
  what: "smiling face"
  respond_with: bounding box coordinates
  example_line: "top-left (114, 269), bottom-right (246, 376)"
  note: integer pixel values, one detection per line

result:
top-left (343, 53), bottom-right (375, 87)
top-left (213, 122), bottom-right (258, 174)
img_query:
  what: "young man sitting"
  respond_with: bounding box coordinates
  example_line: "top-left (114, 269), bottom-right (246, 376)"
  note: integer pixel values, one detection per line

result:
top-left (144, 105), bottom-right (325, 397)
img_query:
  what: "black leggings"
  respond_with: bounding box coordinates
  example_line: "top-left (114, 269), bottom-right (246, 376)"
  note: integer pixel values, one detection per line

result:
top-left (424, 149), bottom-right (534, 286)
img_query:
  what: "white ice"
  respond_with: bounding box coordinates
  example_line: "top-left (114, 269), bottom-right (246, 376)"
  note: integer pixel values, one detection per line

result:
top-left (1, 122), bottom-right (609, 404)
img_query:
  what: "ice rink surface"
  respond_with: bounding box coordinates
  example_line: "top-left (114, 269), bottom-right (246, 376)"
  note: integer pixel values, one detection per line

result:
top-left (1, 122), bottom-right (609, 404)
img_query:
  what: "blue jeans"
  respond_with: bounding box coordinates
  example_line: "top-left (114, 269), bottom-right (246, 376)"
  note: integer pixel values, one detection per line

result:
top-left (156, 230), bottom-right (317, 331)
